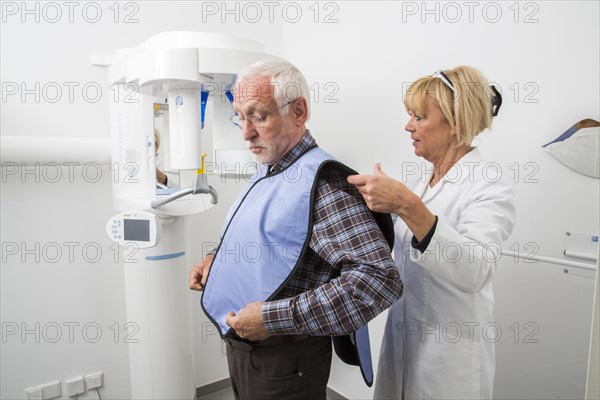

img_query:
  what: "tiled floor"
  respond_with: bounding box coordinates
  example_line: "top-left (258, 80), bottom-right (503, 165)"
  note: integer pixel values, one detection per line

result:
top-left (198, 387), bottom-right (335, 400)
top-left (198, 387), bottom-right (236, 400)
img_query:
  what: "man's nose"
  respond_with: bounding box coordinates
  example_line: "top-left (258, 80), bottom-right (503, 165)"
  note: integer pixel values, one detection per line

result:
top-left (241, 122), bottom-right (257, 141)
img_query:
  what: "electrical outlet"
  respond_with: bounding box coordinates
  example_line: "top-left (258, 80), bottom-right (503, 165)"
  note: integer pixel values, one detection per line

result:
top-left (25, 381), bottom-right (61, 400)
top-left (66, 377), bottom-right (85, 397)
top-left (25, 387), bottom-right (43, 400)
top-left (85, 372), bottom-right (103, 389)
top-left (40, 381), bottom-right (61, 400)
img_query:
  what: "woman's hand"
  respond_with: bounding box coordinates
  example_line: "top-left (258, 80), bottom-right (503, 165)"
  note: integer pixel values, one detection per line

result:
top-left (348, 163), bottom-right (436, 241)
top-left (347, 163), bottom-right (409, 215)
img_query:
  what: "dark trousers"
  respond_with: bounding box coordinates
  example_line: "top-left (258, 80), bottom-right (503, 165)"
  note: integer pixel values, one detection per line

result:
top-left (226, 335), bottom-right (332, 400)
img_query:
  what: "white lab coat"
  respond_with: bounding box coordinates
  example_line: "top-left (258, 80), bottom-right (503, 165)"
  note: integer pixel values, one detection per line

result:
top-left (374, 148), bottom-right (516, 400)
top-left (156, 151), bottom-right (180, 189)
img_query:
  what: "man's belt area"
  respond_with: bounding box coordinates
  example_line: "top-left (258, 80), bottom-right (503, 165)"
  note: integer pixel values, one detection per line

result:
top-left (225, 334), bottom-right (313, 351)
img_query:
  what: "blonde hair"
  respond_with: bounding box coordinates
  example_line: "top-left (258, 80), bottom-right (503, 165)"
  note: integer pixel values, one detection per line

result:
top-left (154, 129), bottom-right (160, 152)
top-left (404, 66), bottom-right (494, 146)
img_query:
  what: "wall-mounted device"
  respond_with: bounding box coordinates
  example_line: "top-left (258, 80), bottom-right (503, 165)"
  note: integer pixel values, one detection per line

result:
top-left (106, 211), bottom-right (160, 248)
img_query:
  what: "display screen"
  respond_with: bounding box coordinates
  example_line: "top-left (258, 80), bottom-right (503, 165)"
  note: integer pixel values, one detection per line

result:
top-left (124, 219), bottom-right (150, 242)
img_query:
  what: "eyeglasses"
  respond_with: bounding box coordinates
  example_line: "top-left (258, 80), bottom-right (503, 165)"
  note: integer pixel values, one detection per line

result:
top-left (230, 98), bottom-right (299, 130)
top-left (432, 70), bottom-right (456, 92)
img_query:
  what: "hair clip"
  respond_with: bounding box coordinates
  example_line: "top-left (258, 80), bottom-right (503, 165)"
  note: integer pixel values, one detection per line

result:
top-left (490, 85), bottom-right (502, 117)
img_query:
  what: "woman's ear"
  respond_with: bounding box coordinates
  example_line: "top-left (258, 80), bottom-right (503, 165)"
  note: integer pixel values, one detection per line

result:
top-left (449, 124), bottom-right (458, 136)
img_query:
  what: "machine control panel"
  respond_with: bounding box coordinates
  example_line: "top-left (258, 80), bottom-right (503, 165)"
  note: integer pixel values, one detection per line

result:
top-left (106, 211), bottom-right (159, 248)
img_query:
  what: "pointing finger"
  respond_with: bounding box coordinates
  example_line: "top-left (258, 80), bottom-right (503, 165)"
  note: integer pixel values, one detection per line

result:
top-left (347, 174), bottom-right (370, 186)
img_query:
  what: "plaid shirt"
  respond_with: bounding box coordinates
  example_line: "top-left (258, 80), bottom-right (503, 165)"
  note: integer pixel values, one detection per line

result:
top-left (261, 131), bottom-right (403, 336)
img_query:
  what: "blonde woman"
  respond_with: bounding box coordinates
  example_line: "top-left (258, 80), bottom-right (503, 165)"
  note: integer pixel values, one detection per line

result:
top-left (349, 66), bottom-right (516, 399)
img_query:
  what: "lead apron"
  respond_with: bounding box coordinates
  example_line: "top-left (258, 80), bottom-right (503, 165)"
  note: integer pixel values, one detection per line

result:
top-left (201, 146), bottom-right (394, 387)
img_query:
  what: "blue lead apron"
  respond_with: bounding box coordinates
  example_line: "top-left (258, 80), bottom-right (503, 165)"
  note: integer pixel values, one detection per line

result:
top-left (201, 146), bottom-right (394, 387)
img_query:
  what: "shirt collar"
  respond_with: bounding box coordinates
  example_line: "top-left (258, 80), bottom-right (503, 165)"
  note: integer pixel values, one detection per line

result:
top-left (270, 129), bottom-right (316, 174)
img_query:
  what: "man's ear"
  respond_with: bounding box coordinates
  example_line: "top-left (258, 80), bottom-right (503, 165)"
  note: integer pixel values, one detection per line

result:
top-left (291, 98), bottom-right (309, 126)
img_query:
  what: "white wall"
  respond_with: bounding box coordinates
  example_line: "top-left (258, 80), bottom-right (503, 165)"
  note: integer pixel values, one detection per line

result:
top-left (1, 167), bottom-right (132, 400)
top-left (1, 1), bottom-right (598, 400)
top-left (587, 246), bottom-right (600, 399)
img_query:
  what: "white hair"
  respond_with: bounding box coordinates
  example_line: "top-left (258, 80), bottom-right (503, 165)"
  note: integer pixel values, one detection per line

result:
top-left (235, 59), bottom-right (311, 121)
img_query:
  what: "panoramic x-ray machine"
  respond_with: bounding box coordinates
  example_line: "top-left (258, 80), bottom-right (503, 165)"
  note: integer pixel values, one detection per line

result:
top-left (99, 31), bottom-right (274, 399)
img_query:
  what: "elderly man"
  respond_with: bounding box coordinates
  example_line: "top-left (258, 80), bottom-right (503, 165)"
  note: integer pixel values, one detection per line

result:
top-left (190, 59), bottom-right (402, 399)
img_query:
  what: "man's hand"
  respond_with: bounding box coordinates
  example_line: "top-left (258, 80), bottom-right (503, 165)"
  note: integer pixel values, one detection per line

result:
top-left (226, 301), bottom-right (271, 341)
top-left (189, 253), bottom-right (215, 291)
top-left (156, 168), bottom-right (168, 185)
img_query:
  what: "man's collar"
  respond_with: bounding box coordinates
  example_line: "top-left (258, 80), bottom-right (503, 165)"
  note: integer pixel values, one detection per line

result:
top-left (270, 130), bottom-right (316, 173)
